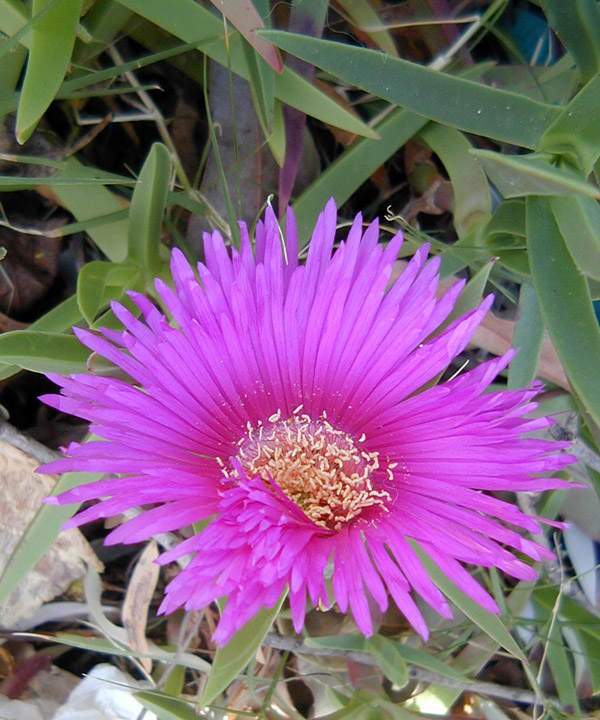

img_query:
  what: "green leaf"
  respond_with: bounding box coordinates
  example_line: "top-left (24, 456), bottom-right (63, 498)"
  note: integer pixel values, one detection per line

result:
top-left (0, 0), bottom-right (59, 63)
top-left (135, 691), bottom-right (199, 720)
top-left (442, 258), bottom-right (495, 332)
top-left (0, 472), bottom-right (101, 607)
top-left (0, 41), bottom-right (26, 127)
top-left (545, 621), bottom-right (580, 713)
top-left (551, 195), bottom-right (600, 281)
top-left (419, 124), bottom-right (491, 238)
top-left (52, 157), bottom-right (130, 262)
top-left (162, 662), bottom-right (186, 698)
top-left (572, 627), bottom-right (600, 694)
top-left (77, 261), bottom-right (141, 326)
top-left (304, 635), bottom-right (365, 651)
top-left (413, 545), bottom-right (527, 662)
top-left (31, 294), bottom-right (82, 333)
top-left (66, 39), bottom-right (208, 95)
top-left (0, 175), bottom-right (135, 190)
top-left (541, 0), bottom-right (600, 82)
top-left (534, 586), bottom-right (600, 641)
top-left (268, 99), bottom-right (286, 167)
top-left (292, 107), bottom-right (427, 243)
top-left (366, 635), bottom-right (408, 689)
top-left (0, 294), bottom-right (83, 381)
top-left (56, 210), bottom-right (130, 239)
top-left (539, 75), bottom-right (600, 175)
top-left (200, 592), bottom-right (287, 706)
top-left (0, 331), bottom-right (89, 374)
top-left (260, 30), bottom-right (561, 150)
top-left (115, 0), bottom-right (377, 139)
top-left (47, 632), bottom-right (211, 672)
top-left (387, 642), bottom-right (465, 682)
top-left (16, 0), bottom-right (85, 144)
top-left (73, 0), bottom-right (133, 64)
top-left (471, 150), bottom-right (600, 200)
top-left (508, 283), bottom-right (544, 390)
top-left (485, 200), bottom-right (526, 244)
top-left (309, 633), bottom-right (466, 684)
top-left (527, 196), bottom-right (600, 429)
top-left (127, 142), bottom-right (172, 277)
top-left (534, 586), bottom-right (600, 694)
top-left (0, 0), bottom-right (31, 46)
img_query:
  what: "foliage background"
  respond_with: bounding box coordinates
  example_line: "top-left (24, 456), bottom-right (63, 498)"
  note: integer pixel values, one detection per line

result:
top-left (0, 0), bottom-right (599, 718)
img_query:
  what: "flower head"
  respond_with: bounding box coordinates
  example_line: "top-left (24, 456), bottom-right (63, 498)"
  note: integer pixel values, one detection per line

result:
top-left (42, 199), bottom-right (574, 644)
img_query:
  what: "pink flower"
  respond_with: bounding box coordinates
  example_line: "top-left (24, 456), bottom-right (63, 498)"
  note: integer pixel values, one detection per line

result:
top-left (41, 199), bottom-right (574, 645)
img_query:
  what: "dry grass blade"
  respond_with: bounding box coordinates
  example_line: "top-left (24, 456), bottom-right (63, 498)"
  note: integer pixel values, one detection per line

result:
top-left (121, 540), bottom-right (160, 674)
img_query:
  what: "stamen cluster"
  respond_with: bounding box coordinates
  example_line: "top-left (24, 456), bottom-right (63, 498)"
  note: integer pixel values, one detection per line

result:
top-left (224, 408), bottom-right (390, 530)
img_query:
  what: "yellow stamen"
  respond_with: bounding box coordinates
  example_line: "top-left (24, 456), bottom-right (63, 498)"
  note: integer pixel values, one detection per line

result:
top-left (230, 411), bottom-right (391, 531)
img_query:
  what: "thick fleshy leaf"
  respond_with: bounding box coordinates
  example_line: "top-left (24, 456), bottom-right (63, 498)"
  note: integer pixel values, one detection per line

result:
top-left (551, 195), bottom-right (600, 281)
top-left (367, 635), bottom-right (408, 689)
top-left (534, 585), bottom-right (600, 694)
top-left (539, 75), bottom-right (600, 175)
top-left (541, 0), bottom-right (600, 82)
top-left (485, 200), bottom-right (526, 245)
top-left (508, 283), bottom-right (544, 390)
top-left (77, 261), bottom-right (142, 326)
top-left (0, 294), bottom-right (84, 381)
top-left (0, 41), bottom-right (25, 127)
top-left (200, 592), bottom-right (287, 706)
top-left (527, 196), bottom-right (600, 429)
top-left (572, 628), bottom-right (600, 694)
top-left (0, 0), bottom-right (45, 62)
top-left (260, 30), bottom-right (561, 149)
top-left (438, 259), bottom-right (494, 334)
top-left (0, 0), bottom-right (31, 46)
top-left (72, 0), bottom-right (134, 64)
top-left (545, 620), bottom-right (581, 713)
top-left (127, 142), bottom-right (172, 277)
top-left (471, 150), bottom-right (600, 200)
top-left (48, 157), bottom-right (130, 263)
top-left (419, 124), bottom-right (492, 238)
top-left (16, 0), bottom-right (85, 144)
top-left (0, 331), bottom-right (90, 374)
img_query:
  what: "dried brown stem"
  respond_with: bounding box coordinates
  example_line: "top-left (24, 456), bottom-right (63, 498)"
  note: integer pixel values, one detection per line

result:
top-left (262, 634), bottom-right (564, 710)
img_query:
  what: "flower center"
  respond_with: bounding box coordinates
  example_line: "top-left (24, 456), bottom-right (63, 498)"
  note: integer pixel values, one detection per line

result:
top-left (227, 409), bottom-right (391, 531)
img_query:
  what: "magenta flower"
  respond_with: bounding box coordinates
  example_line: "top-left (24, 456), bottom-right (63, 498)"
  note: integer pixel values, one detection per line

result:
top-left (42, 199), bottom-right (574, 645)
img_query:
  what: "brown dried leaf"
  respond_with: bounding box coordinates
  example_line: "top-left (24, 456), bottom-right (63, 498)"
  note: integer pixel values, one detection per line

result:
top-left (404, 140), bottom-right (454, 220)
top-left (471, 313), bottom-right (568, 391)
top-left (0, 440), bottom-right (102, 628)
top-left (121, 540), bottom-right (159, 674)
